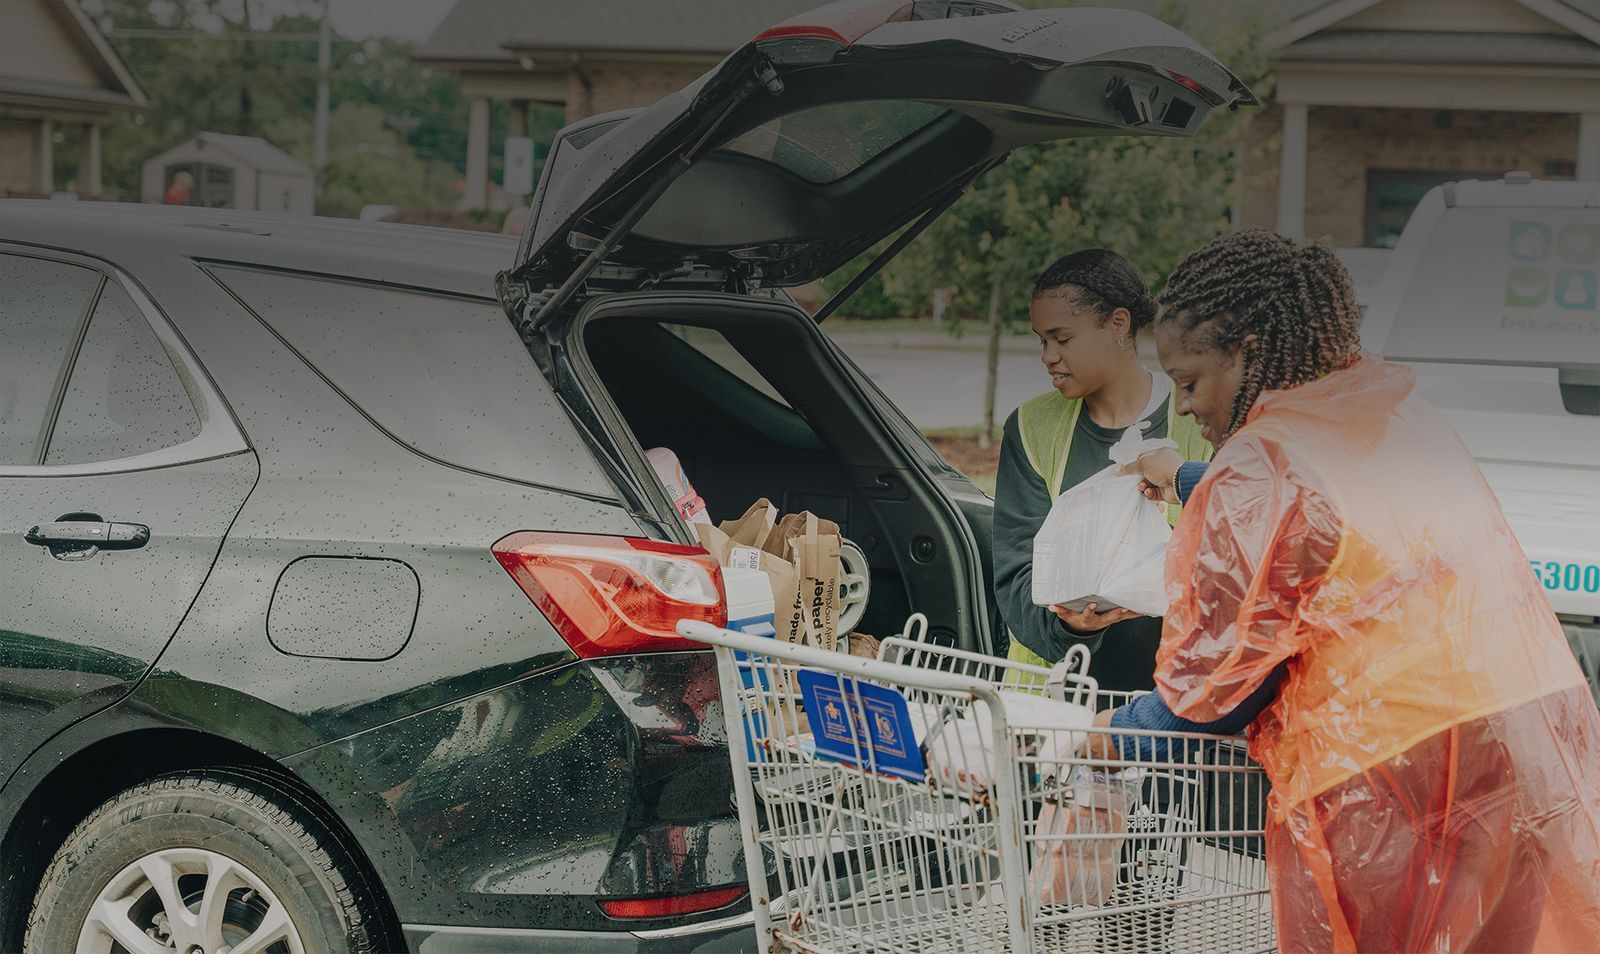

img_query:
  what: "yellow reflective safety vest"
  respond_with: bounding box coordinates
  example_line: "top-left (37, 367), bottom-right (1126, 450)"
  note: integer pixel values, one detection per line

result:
top-left (1004, 387), bottom-right (1212, 671)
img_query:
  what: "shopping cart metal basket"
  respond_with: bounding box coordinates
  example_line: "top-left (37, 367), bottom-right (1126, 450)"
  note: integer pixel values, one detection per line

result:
top-left (679, 618), bottom-right (1274, 954)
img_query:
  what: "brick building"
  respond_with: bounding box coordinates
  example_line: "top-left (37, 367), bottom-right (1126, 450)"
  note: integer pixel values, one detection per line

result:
top-left (0, 0), bottom-right (147, 198)
top-left (1251, 0), bottom-right (1600, 247)
top-left (419, 0), bottom-right (1600, 246)
top-left (413, 0), bottom-right (816, 209)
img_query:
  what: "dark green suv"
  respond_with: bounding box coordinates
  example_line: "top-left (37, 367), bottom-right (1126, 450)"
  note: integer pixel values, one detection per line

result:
top-left (0, 3), bottom-right (1249, 950)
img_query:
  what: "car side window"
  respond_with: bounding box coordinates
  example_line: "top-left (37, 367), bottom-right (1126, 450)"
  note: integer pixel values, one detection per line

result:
top-left (0, 254), bottom-right (102, 465)
top-left (44, 280), bottom-right (202, 466)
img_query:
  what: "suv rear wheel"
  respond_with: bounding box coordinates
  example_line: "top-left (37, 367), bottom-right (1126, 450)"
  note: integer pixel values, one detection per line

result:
top-left (25, 771), bottom-right (386, 954)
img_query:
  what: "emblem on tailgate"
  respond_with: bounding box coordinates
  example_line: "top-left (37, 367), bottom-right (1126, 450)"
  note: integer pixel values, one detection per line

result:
top-left (1002, 17), bottom-right (1059, 43)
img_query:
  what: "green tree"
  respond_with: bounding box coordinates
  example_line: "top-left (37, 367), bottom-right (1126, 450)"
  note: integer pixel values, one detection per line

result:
top-left (262, 101), bottom-right (439, 217)
top-left (878, 0), bottom-right (1277, 446)
top-left (83, 0), bottom-right (513, 214)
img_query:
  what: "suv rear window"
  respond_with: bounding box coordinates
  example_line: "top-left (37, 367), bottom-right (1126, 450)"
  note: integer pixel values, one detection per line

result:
top-left (1386, 207), bottom-right (1600, 369)
top-left (721, 100), bottom-right (946, 184)
top-left (212, 266), bottom-right (609, 494)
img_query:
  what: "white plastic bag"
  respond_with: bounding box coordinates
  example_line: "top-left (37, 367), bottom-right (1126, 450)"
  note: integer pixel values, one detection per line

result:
top-left (923, 693), bottom-right (1094, 795)
top-left (1032, 465), bottom-right (1171, 616)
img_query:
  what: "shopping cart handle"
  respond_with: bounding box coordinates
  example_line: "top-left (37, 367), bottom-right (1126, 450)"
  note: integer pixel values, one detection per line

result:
top-left (676, 619), bottom-right (1004, 700)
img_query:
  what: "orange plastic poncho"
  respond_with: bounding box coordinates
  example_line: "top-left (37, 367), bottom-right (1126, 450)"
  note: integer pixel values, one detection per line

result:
top-left (1156, 354), bottom-right (1600, 953)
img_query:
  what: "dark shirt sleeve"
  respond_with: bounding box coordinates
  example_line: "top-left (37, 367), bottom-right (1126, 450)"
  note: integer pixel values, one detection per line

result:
top-left (1109, 663), bottom-right (1285, 761)
top-left (991, 411), bottom-right (1103, 662)
top-left (1175, 461), bottom-right (1209, 504)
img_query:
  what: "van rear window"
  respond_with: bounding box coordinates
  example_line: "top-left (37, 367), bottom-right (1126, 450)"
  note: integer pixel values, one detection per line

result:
top-left (1386, 208), bottom-right (1600, 370)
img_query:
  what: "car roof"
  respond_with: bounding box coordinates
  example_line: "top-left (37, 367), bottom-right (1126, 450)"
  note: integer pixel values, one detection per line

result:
top-left (0, 200), bottom-right (514, 299)
top-left (1443, 176), bottom-right (1600, 209)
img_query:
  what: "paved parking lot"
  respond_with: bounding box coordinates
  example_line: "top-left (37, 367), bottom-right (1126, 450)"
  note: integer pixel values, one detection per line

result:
top-left (830, 331), bottom-right (1046, 431)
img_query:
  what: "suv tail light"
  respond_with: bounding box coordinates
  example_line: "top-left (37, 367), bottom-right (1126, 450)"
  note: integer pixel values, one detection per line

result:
top-left (598, 885), bottom-right (749, 920)
top-left (494, 531), bottom-right (726, 659)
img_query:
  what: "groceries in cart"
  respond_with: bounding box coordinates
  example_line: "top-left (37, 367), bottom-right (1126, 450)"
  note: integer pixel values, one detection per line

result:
top-left (1032, 429), bottom-right (1177, 616)
top-left (1029, 767), bottom-right (1135, 908)
top-left (679, 619), bottom-right (1276, 954)
top-left (919, 685), bottom-right (1095, 796)
top-left (768, 627), bottom-right (1135, 910)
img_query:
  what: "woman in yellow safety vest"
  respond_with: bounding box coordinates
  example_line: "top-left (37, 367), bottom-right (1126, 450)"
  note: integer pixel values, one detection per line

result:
top-left (1109, 229), bottom-right (1600, 953)
top-left (992, 248), bottom-right (1211, 691)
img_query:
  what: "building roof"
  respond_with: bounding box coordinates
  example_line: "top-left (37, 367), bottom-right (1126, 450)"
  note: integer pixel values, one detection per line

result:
top-left (61, 0), bottom-right (148, 105)
top-left (0, 0), bottom-right (147, 109)
top-left (0, 75), bottom-right (149, 108)
top-left (1275, 0), bottom-right (1600, 44)
top-left (1282, 28), bottom-right (1600, 65)
top-left (152, 133), bottom-right (314, 177)
top-left (1563, 0), bottom-right (1600, 19)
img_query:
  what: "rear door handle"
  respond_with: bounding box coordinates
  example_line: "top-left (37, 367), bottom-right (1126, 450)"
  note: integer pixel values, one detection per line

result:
top-left (25, 513), bottom-right (150, 560)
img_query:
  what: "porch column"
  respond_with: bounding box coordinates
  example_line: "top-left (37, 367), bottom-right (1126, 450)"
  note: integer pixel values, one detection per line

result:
top-left (1579, 113), bottom-right (1600, 181)
top-left (35, 119), bottom-right (54, 194)
top-left (80, 123), bottom-right (102, 196)
top-left (508, 99), bottom-right (529, 139)
top-left (1276, 103), bottom-right (1308, 240)
top-left (464, 96), bottom-right (491, 208)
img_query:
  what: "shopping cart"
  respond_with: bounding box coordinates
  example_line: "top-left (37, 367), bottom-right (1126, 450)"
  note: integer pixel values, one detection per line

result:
top-left (679, 618), bottom-right (1274, 954)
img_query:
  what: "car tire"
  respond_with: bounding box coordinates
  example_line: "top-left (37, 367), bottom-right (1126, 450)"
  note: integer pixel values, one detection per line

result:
top-left (25, 770), bottom-right (388, 954)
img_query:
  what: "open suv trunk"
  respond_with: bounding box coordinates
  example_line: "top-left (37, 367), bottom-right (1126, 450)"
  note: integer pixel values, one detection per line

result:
top-left (498, 0), bottom-right (1254, 653)
top-left (572, 293), bottom-right (991, 648)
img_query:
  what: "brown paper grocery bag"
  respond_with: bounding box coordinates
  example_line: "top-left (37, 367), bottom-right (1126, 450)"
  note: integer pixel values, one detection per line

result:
top-left (765, 512), bottom-right (842, 652)
top-left (844, 632), bottom-right (881, 659)
top-left (720, 498), bottom-right (778, 549)
top-left (694, 503), bottom-right (801, 648)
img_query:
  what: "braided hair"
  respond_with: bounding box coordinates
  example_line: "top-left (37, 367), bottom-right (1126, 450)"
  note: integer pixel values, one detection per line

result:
top-left (1157, 230), bottom-right (1362, 438)
top-left (1034, 248), bottom-right (1158, 342)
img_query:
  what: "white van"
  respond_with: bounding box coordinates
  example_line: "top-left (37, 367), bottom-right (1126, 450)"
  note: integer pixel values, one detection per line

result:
top-left (1361, 173), bottom-right (1600, 704)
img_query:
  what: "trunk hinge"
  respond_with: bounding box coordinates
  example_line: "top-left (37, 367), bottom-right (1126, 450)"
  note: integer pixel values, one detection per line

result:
top-left (754, 59), bottom-right (784, 96)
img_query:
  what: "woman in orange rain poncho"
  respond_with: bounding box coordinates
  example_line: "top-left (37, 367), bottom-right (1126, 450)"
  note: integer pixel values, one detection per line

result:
top-left (1110, 229), bottom-right (1600, 953)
